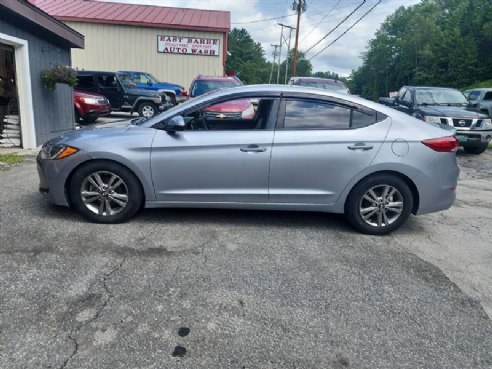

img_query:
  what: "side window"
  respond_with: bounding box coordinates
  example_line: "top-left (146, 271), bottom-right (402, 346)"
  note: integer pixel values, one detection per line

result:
top-left (134, 73), bottom-right (150, 84)
top-left (468, 91), bottom-right (480, 100)
top-left (397, 88), bottom-right (407, 100)
top-left (76, 75), bottom-right (95, 89)
top-left (180, 98), bottom-right (276, 131)
top-left (97, 75), bottom-right (117, 88)
top-left (401, 90), bottom-right (412, 104)
top-left (282, 99), bottom-right (384, 130)
top-left (483, 92), bottom-right (492, 101)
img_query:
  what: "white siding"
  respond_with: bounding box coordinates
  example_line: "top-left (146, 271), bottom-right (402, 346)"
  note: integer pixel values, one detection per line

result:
top-left (66, 21), bottom-right (225, 88)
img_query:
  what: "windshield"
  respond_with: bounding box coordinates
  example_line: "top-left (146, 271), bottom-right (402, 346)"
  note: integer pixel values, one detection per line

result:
top-left (146, 73), bottom-right (158, 84)
top-left (191, 80), bottom-right (242, 97)
top-left (298, 81), bottom-right (350, 94)
top-left (415, 89), bottom-right (468, 106)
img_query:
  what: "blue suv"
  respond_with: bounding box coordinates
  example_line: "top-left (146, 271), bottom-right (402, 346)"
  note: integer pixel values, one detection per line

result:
top-left (117, 71), bottom-right (187, 105)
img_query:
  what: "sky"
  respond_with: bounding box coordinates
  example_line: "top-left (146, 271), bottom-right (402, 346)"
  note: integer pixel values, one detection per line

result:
top-left (100, 0), bottom-right (422, 77)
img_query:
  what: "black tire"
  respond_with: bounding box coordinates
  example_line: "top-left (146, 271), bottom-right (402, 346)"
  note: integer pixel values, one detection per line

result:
top-left (165, 93), bottom-right (177, 105)
top-left (345, 174), bottom-right (414, 235)
top-left (83, 115), bottom-right (98, 124)
top-left (137, 101), bottom-right (157, 118)
top-left (463, 143), bottom-right (488, 155)
top-left (69, 161), bottom-right (143, 223)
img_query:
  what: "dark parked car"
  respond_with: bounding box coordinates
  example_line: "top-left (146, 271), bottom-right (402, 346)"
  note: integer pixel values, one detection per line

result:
top-left (391, 86), bottom-right (492, 154)
top-left (75, 71), bottom-right (170, 118)
top-left (288, 77), bottom-right (351, 94)
top-left (463, 88), bottom-right (492, 117)
top-left (73, 90), bottom-right (111, 124)
top-left (116, 71), bottom-right (187, 105)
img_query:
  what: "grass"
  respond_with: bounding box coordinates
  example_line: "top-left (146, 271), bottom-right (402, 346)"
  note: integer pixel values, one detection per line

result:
top-left (0, 154), bottom-right (25, 165)
top-left (462, 79), bottom-right (492, 91)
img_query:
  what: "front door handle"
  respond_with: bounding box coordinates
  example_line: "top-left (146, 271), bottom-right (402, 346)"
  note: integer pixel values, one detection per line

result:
top-left (240, 145), bottom-right (267, 153)
top-left (347, 143), bottom-right (374, 151)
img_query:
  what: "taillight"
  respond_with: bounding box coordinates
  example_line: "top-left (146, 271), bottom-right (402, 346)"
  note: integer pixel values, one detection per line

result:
top-left (421, 136), bottom-right (459, 152)
top-left (180, 90), bottom-right (188, 96)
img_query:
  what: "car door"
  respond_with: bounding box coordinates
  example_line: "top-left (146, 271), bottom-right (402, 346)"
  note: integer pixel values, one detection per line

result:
top-left (95, 74), bottom-right (124, 108)
top-left (151, 96), bottom-right (279, 203)
top-left (269, 96), bottom-right (391, 204)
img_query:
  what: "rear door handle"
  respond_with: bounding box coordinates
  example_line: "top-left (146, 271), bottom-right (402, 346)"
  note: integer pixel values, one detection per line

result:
top-left (240, 145), bottom-right (267, 153)
top-left (347, 143), bottom-right (374, 151)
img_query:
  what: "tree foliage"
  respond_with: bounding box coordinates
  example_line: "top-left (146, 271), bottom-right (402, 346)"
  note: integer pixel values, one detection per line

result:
top-left (349, 0), bottom-right (492, 100)
top-left (225, 28), bottom-right (271, 84)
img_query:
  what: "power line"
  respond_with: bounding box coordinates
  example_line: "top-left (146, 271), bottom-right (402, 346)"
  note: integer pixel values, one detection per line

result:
top-left (300, 0), bottom-right (341, 42)
top-left (304, 0), bottom-right (366, 54)
top-left (308, 0), bottom-right (382, 61)
top-left (232, 13), bottom-right (296, 25)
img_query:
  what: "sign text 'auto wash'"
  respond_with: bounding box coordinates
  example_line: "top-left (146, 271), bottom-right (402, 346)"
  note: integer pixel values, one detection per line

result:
top-left (157, 35), bottom-right (220, 56)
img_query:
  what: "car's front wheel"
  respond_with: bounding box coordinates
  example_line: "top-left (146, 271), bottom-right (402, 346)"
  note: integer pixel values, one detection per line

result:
top-left (69, 161), bottom-right (143, 223)
top-left (463, 143), bottom-right (488, 155)
top-left (345, 174), bottom-right (414, 235)
top-left (138, 101), bottom-right (157, 118)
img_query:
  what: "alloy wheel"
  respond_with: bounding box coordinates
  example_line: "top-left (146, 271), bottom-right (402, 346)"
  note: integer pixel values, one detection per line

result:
top-left (80, 171), bottom-right (129, 216)
top-left (141, 105), bottom-right (155, 117)
top-left (359, 184), bottom-right (404, 228)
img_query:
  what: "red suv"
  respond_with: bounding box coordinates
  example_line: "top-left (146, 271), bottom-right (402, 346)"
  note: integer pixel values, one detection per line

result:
top-left (189, 75), bottom-right (254, 119)
top-left (73, 90), bottom-right (111, 124)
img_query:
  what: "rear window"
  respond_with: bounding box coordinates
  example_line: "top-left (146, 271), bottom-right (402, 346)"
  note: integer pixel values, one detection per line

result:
top-left (191, 79), bottom-right (242, 97)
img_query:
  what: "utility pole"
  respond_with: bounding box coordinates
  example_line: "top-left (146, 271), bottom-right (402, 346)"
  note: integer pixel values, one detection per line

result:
top-left (278, 23), bottom-right (295, 84)
top-left (276, 23), bottom-right (295, 84)
top-left (291, 0), bottom-right (306, 77)
top-left (268, 44), bottom-right (280, 84)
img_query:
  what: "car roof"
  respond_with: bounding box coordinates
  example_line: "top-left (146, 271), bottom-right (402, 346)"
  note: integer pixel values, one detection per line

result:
top-left (194, 75), bottom-right (239, 81)
top-left (402, 86), bottom-right (460, 90)
top-left (77, 70), bottom-right (116, 75)
top-left (291, 77), bottom-right (345, 84)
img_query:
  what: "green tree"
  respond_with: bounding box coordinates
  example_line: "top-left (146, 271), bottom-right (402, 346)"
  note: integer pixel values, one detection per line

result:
top-left (278, 51), bottom-right (313, 83)
top-left (349, 0), bottom-right (492, 99)
top-left (225, 28), bottom-right (271, 84)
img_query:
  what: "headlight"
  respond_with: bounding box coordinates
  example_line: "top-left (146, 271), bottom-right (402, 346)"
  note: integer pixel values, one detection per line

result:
top-left (423, 116), bottom-right (441, 124)
top-left (481, 118), bottom-right (492, 129)
top-left (81, 97), bottom-right (99, 104)
top-left (39, 145), bottom-right (79, 160)
top-left (153, 96), bottom-right (162, 104)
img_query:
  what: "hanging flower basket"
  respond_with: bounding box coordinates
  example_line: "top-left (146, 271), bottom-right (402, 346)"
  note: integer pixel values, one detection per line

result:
top-left (41, 65), bottom-right (77, 91)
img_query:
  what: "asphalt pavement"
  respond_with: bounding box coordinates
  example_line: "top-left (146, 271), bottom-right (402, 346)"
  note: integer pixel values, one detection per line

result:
top-left (0, 149), bottom-right (491, 369)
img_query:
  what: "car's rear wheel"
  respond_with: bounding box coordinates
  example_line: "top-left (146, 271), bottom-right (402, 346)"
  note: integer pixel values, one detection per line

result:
top-left (69, 161), bottom-right (143, 223)
top-left (345, 174), bottom-right (413, 235)
top-left (463, 143), bottom-right (488, 155)
top-left (138, 102), bottom-right (157, 118)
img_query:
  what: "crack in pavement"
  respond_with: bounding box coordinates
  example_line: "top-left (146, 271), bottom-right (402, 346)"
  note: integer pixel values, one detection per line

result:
top-left (58, 257), bottom-right (127, 369)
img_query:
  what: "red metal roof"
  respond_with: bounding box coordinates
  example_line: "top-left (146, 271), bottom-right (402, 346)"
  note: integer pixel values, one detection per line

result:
top-left (30, 0), bottom-right (231, 33)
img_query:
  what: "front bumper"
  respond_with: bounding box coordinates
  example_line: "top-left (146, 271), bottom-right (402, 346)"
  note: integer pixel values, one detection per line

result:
top-left (455, 129), bottom-right (492, 145)
top-left (37, 150), bottom-right (94, 206)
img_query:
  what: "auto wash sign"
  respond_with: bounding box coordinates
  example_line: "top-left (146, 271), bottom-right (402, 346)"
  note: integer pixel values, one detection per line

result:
top-left (157, 35), bottom-right (220, 56)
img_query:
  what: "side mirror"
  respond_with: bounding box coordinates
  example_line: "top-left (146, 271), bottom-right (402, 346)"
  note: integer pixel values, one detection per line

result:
top-left (165, 115), bottom-right (185, 132)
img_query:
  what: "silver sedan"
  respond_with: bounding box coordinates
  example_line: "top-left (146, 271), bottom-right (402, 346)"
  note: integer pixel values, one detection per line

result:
top-left (37, 85), bottom-right (459, 234)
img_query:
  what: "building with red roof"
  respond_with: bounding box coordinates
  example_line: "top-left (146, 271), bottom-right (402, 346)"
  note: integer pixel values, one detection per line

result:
top-left (31, 0), bottom-right (231, 88)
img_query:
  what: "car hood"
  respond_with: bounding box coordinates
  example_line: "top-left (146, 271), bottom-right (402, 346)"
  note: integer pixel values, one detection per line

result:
top-left (154, 82), bottom-right (182, 91)
top-left (73, 90), bottom-right (106, 99)
top-left (418, 105), bottom-right (488, 118)
top-left (46, 121), bottom-right (131, 144)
